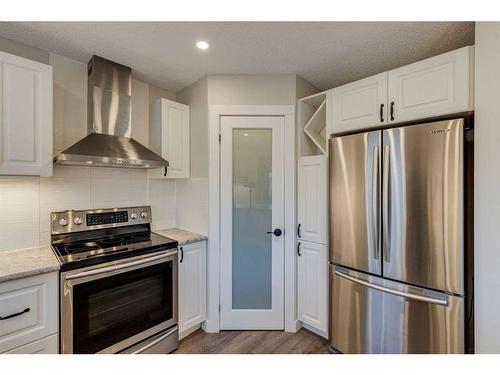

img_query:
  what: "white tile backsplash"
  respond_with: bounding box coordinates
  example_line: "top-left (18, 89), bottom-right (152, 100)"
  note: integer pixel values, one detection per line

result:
top-left (0, 165), bottom-right (177, 251)
top-left (149, 178), bottom-right (176, 231)
top-left (0, 176), bottom-right (40, 250)
top-left (175, 177), bottom-right (208, 236)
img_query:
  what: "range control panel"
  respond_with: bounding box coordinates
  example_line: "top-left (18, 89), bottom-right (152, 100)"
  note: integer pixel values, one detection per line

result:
top-left (86, 211), bottom-right (128, 226)
top-left (51, 206), bottom-right (151, 235)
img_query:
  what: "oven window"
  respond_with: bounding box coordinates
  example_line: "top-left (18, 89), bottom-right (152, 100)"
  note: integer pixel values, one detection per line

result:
top-left (73, 261), bottom-right (173, 353)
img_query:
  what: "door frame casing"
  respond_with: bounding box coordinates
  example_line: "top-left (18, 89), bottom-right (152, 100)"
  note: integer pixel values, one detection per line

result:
top-left (205, 105), bottom-right (296, 333)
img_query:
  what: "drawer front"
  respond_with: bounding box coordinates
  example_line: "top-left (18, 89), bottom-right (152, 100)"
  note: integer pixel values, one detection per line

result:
top-left (4, 334), bottom-right (58, 354)
top-left (0, 272), bottom-right (58, 352)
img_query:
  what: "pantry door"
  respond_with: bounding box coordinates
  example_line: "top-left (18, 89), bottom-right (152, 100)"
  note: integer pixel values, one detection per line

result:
top-left (219, 116), bottom-right (285, 330)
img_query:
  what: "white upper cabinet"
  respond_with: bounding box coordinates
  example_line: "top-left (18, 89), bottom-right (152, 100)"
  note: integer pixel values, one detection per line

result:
top-left (297, 240), bottom-right (328, 336)
top-left (329, 72), bottom-right (387, 134)
top-left (0, 51), bottom-right (53, 176)
top-left (297, 155), bottom-right (328, 244)
top-left (178, 241), bottom-right (207, 338)
top-left (388, 46), bottom-right (474, 123)
top-left (329, 46), bottom-right (474, 135)
top-left (150, 98), bottom-right (190, 179)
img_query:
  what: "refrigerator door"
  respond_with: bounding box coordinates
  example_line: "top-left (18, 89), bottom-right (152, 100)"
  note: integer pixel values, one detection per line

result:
top-left (329, 265), bottom-right (464, 354)
top-left (382, 119), bottom-right (464, 295)
top-left (330, 131), bottom-right (381, 275)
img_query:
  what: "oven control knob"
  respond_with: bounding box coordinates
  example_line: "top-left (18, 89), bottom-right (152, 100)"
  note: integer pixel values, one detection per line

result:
top-left (73, 217), bottom-right (83, 225)
top-left (58, 218), bottom-right (68, 226)
top-left (130, 212), bottom-right (138, 219)
top-left (140, 211), bottom-right (148, 219)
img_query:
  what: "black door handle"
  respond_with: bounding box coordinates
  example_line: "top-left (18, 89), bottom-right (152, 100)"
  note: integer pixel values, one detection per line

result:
top-left (0, 307), bottom-right (30, 320)
top-left (297, 224), bottom-right (301, 238)
top-left (297, 242), bottom-right (301, 256)
top-left (390, 101), bottom-right (395, 121)
top-left (179, 247), bottom-right (184, 263)
top-left (266, 228), bottom-right (282, 237)
top-left (380, 103), bottom-right (384, 123)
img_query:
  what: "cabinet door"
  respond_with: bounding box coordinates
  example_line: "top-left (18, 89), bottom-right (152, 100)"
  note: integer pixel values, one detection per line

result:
top-left (4, 334), bottom-right (58, 354)
top-left (297, 156), bottom-right (328, 244)
top-left (0, 51), bottom-right (53, 176)
top-left (162, 99), bottom-right (190, 179)
top-left (0, 272), bottom-right (58, 353)
top-left (178, 241), bottom-right (206, 336)
top-left (298, 241), bottom-right (328, 336)
top-left (330, 72), bottom-right (387, 134)
top-left (388, 46), bottom-right (473, 124)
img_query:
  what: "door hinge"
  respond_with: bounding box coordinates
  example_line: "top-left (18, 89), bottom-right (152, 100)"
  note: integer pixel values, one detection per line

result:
top-left (219, 134), bottom-right (221, 143)
top-left (218, 304), bottom-right (221, 312)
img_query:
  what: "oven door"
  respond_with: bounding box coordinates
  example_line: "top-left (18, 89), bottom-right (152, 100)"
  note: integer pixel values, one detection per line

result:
top-left (60, 250), bottom-right (178, 354)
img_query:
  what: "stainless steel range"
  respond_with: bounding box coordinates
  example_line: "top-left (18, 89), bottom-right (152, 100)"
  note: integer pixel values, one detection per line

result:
top-left (50, 206), bottom-right (179, 354)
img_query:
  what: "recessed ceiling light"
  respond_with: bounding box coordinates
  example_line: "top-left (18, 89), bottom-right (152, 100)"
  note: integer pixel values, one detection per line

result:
top-left (196, 41), bottom-right (209, 50)
top-left (86, 161), bottom-right (93, 164)
top-left (244, 133), bottom-right (249, 137)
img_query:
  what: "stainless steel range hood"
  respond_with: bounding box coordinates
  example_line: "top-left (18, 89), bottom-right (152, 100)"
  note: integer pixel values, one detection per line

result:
top-left (54, 56), bottom-right (169, 170)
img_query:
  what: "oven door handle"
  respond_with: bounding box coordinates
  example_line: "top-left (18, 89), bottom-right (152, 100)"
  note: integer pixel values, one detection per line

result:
top-left (65, 250), bottom-right (177, 281)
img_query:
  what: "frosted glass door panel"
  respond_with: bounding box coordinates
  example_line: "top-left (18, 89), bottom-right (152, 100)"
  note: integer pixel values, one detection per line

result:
top-left (232, 129), bottom-right (272, 309)
top-left (220, 115), bottom-right (284, 330)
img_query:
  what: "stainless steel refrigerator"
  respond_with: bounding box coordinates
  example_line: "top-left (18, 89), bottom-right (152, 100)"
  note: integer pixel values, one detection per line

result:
top-left (328, 118), bottom-right (474, 354)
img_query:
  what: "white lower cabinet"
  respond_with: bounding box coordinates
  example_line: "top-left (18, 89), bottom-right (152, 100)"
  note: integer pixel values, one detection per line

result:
top-left (5, 333), bottom-right (58, 354)
top-left (297, 240), bottom-right (328, 338)
top-left (178, 241), bottom-right (206, 339)
top-left (0, 272), bottom-right (59, 353)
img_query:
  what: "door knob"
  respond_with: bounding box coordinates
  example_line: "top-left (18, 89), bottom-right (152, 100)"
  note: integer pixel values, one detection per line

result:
top-left (266, 228), bottom-right (282, 237)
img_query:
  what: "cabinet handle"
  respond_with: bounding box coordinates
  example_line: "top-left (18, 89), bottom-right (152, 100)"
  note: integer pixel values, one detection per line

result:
top-left (390, 101), bottom-right (395, 121)
top-left (0, 307), bottom-right (30, 320)
top-left (380, 103), bottom-right (384, 123)
top-left (297, 224), bottom-right (301, 238)
top-left (297, 242), bottom-right (301, 257)
top-left (179, 247), bottom-right (184, 263)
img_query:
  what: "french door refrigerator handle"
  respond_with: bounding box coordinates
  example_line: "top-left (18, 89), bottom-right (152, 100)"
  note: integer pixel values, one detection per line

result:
top-left (372, 145), bottom-right (381, 260)
top-left (382, 144), bottom-right (391, 263)
top-left (334, 270), bottom-right (448, 306)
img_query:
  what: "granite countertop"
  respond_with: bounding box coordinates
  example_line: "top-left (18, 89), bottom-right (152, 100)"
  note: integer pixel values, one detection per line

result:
top-left (0, 246), bottom-right (60, 283)
top-left (154, 228), bottom-right (207, 246)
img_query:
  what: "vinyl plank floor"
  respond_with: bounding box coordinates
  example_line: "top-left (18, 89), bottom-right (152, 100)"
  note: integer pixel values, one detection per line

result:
top-left (174, 328), bottom-right (330, 354)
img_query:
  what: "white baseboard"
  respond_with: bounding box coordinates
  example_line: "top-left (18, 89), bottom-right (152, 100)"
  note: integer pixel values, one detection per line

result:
top-left (285, 319), bottom-right (302, 333)
top-left (179, 323), bottom-right (202, 340)
top-left (301, 322), bottom-right (328, 339)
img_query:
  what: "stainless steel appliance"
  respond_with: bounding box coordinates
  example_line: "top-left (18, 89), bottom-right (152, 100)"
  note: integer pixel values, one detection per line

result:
top-left (50, 206), bottom-right (179, 354)
top-left (329, 118), bottom-right (474, 354)
top-left (53, 56), bottom-right (169, 171)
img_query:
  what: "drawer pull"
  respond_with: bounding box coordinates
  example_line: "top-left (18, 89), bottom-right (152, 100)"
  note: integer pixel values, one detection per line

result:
top-left (0, 307), bottom-right (30, 320)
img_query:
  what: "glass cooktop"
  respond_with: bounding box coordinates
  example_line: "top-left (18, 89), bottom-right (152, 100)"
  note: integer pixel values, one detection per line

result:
top-left (51, 225), bottom-right (178, 271)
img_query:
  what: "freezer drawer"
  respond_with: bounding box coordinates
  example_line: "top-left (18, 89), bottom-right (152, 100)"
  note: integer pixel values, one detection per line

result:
top-left (329, 265), bottom-right (464, 354)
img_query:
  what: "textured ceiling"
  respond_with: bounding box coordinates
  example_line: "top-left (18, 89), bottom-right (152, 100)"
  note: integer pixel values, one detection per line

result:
top-left (0, 22), bottom-right (474, 92)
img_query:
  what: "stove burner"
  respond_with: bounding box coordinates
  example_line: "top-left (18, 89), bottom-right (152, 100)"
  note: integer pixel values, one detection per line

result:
top-left (98, 237), bottom-right (125, 247)
top-left (64, 241), bottom-right (101, 253)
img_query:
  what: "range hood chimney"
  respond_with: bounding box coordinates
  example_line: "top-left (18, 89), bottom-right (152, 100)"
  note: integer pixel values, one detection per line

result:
top-left (54, 56), bottom-right (169, 170)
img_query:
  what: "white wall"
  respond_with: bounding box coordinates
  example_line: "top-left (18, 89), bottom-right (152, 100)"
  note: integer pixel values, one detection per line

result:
top-left (474, 22), bottom-right (500, 353)
top-left (208, 74), bottom-right (296, 105)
